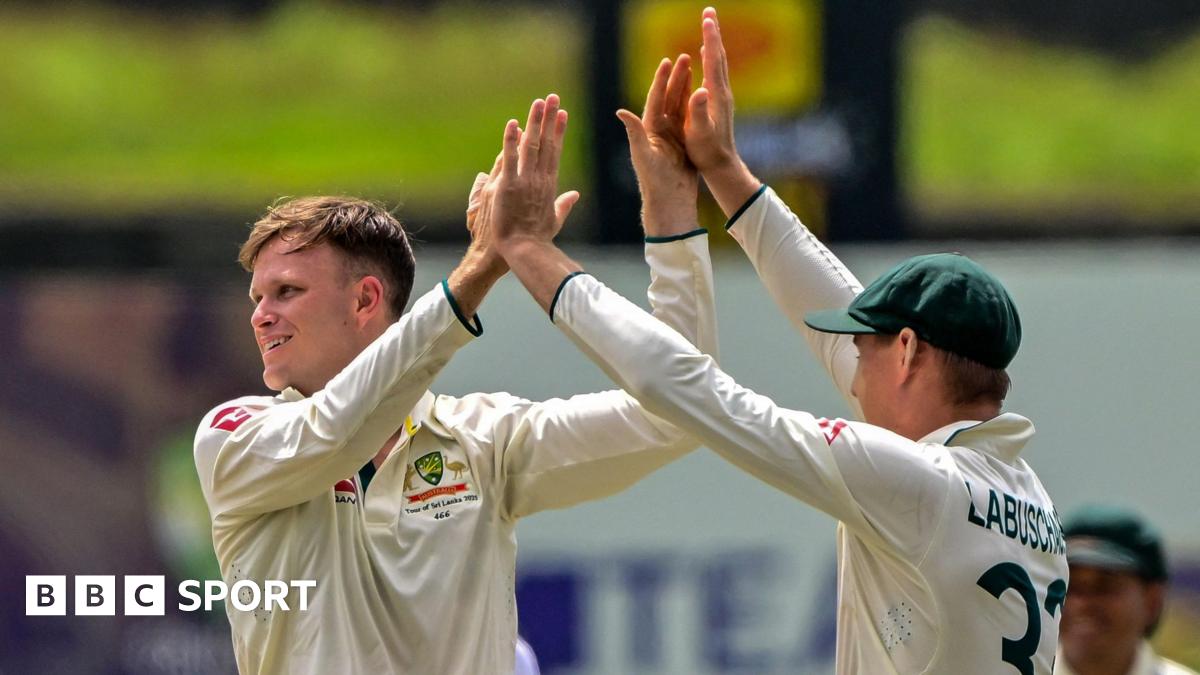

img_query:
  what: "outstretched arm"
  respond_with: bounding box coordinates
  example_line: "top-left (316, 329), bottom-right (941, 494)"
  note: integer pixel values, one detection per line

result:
top-left (195, 162), bottom-right (514, 519)
top-left (492, 90), bottom-right (947, 552)
top-left (195, 283), bottom-right (479, 518)
top-left (676, 8), bottom-right (861, 411)
top-left (462, 93), bottom-right (717, 519)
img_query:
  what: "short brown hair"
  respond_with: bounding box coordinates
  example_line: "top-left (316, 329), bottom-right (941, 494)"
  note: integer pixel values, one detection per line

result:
top-left (936, 348), bottom-right (1012, 405)
top-left (239, 196), bottom-right (416, 319)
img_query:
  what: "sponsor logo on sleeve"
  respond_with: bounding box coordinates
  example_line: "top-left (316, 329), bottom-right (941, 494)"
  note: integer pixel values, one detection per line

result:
top-left (210, 406), bottom-right (256, 432)
top-left (816, 418), bottom-right (847, 445)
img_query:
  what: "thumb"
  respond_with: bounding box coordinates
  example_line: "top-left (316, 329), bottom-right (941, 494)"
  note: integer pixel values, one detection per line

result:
top-left (688, 88), bottom-right (713, 133)
top-left (616, 109), bottom-right (649, 151)
top-left (554, 190), bottom-right (581, 227)
top-left (467, 171), bottom-right (490, 216)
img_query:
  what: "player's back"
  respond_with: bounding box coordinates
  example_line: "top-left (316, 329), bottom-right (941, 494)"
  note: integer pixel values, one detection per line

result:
top-left (834, 416), bottom-right (1067, 674)
top-left (925, 441), bottom-right (1067, 674)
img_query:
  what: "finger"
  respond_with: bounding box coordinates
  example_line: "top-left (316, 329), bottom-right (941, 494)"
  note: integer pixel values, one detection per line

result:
top-left (643, 57), bottom-right (672, 121)
top-left (545, 109), bottom-right (569, 176)
top-left (616, 108), bottom-right (649, 154)
top-left (701, 18), bottom-right (719, 89)
top-left (467, 171), bottom-right (490, 215)
top-left (519, 98), bottom-right (546, 175)
top-left (501, 119), bottom-right (520, 177)
top-left (538, 93), bottom-right (561, 171)
top-left (664, 53), bottom-right (692, 125)
top-left (701, 15), bottom-right (731, 95)
top-left (554, 190), bottom-right (581, 228)
top-left (489, 150), bottom-right (503, 179)
top-left (688, 88), bottom-right (713, 134)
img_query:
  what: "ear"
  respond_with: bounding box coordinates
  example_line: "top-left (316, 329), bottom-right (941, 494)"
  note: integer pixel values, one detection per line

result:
top-left (897, 328), bottom-right (922, 374)
top-left (1144, 581), bottom-right (1167, 634)
top-left (352, 275), bottom-right (387, 328)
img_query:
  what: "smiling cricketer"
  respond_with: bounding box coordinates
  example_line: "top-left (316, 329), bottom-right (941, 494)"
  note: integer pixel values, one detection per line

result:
top-left (193, 92), bottom-right (717, 673)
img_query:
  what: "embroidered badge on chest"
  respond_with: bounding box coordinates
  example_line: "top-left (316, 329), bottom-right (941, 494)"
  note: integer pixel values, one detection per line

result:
top-left (414, 451), bottom-right (443, 486)
top-left (402, 447), bottom-right (478, 517)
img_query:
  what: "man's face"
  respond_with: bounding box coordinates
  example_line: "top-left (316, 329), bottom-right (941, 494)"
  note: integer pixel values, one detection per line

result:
top-left (1060, 565), bottom-right (1163, 670)
top-left (851, 334), bottom-right (900, 429)
top-left (249, 238), bottom-right (364, 395)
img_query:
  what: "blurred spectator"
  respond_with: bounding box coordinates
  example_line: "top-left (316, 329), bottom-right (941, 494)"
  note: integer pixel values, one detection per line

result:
top-left (1056, 505), bottom-right (1197, 675)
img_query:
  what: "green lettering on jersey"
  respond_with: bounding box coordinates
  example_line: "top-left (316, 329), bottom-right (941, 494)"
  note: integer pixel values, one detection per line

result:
top-left (1003, 493), bottom-right (1019, 538)
top-left (1049, 508), bottom-right (1065, 555)
top-left (965, 481), bottom-right (987, 527)
top-left (1035, 508), bottom-right (1049, 553)
top-left (986, 489), bottom-right (1003, 533)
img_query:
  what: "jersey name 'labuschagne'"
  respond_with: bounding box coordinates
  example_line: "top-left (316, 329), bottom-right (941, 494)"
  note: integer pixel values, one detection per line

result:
top-left (552, 187), bottom-right (1069, 675)
top-left (194, 234), bottom-right (717, 674)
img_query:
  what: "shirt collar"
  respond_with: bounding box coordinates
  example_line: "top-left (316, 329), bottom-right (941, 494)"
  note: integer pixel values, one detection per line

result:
top-left (1130, 641), bottom-right (1162, 675)
top-left (1055, 642), bottom-right (1161, 675)
top-left (404, 391), bottom-right (436, 439)
top-left (919, 412), bottom-right (1035, 464)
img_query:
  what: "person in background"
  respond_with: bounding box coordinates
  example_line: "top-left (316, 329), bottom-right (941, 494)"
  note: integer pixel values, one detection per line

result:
top-left (1056, 505), bottom-right (1197, 675)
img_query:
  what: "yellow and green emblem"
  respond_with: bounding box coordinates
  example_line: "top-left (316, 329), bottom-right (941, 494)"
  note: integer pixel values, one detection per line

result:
top-left (414, 451), bottom-right (443, 486)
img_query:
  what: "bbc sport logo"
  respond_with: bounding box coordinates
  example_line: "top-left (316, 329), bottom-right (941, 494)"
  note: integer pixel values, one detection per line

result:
top-left (26, 575), bottom-right (316, 616)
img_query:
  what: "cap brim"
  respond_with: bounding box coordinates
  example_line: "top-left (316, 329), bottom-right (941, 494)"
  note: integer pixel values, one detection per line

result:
top-left (1066, 537), bottom-right (1142, 574)
top-left (803, 309), bottom-right (880, 335)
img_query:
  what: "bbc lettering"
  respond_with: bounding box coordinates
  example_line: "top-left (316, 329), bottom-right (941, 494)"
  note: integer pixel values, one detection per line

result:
top-left (26, 576), bottom-right (315, 616)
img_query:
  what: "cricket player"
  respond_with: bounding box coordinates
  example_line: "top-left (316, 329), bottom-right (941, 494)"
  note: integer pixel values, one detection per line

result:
top-left (1056, 506), bottom-right (1197, 675)
top-left (195, 81), bottom-right (718, 673)
top-left (485, 9), bottom-right (1068, 673)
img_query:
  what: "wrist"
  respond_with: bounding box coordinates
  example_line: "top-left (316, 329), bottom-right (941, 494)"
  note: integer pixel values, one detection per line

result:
top-left (642, 203), bottom-right (700, 239)
top-left (700, 159), bottom-right (761, 217)
top-left (497, 235), bottom-right (552, 264)
top-left (459, 245), bottom-right (507, 284)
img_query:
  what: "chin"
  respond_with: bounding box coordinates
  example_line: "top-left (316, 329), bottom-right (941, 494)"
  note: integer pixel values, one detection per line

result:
top-left (262, 368), bottom-right (288, 392)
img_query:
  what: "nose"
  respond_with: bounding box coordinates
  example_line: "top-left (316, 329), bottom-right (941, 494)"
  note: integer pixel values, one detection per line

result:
top-left (251, 299), bottom-right (276, 329)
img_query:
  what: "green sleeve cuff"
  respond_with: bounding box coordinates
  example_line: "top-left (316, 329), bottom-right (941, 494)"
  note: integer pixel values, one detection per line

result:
top-left (644, 228), bottom-right (708, 244)
top-left (549, 271), bottom-right (588, 324)
top-left (441, 279), bottom-right (483, 337)
top-left (724, 184), bottom-right (768, 230)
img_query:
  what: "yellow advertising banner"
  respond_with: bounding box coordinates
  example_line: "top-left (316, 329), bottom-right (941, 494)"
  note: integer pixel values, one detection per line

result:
top-left (622, 0), bottom-right (821, 113)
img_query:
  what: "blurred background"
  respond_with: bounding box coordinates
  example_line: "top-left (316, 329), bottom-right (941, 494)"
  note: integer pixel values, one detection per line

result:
top-left (1, 0), bottom-right (1197, 673)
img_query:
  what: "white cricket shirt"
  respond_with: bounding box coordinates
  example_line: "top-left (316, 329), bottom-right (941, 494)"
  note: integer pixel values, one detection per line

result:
top-left (1056, 642), bottom-right (1199, 675)
top-left (195, 234), bottom-right (717, 674)
top-left (554, 187), bottom-right (1069, 674)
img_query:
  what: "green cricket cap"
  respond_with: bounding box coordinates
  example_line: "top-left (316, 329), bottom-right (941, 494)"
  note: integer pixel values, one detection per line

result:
top-left (804, 253), bottom-right (1021, 369)
top-left (1063, 505), bottom-right (1168, 581)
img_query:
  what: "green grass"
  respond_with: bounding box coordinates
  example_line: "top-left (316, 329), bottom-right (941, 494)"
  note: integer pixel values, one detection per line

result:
top-left (3, 7), bottom-right (1198, 225)
top-left (0, 2), bottom-right (587, 217)
top-left (903, 17), bottom-right (1200, 222)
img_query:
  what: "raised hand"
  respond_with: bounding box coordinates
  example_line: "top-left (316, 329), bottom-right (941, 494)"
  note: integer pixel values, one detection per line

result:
top-left (685, 7), bottom-right (737, 172)
top-left (462, 152), bottom-right (505, 277)
top-left (683, 6), bottom-right (762, 216)
top-left (488, 94), bottom-right (579, 248)
top-left (616, 55), bottom-right (699, 237)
